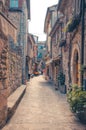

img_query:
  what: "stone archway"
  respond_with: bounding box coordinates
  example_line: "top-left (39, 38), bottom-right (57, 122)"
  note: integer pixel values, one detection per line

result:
top-left (71, 44), bottom-right (80, 86)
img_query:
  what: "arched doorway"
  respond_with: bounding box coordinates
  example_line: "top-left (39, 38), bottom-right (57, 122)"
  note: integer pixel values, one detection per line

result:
top-left (73, 50), bottom-right (79, 85)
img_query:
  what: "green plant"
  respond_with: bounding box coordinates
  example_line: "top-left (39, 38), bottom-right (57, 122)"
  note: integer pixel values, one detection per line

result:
top-left (67, 84), bottom-right (86, 113)
top-left (63, 14), bottom-right (81, 33)
top-left (58, 72), bottom-right (65, 85)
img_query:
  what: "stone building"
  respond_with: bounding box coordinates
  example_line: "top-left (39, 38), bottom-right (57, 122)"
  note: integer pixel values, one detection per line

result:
top-left (0, 0), bottom-right (19, 127)
top-left (8, 0), bottom-right (30, 84)
top-left (50, 12), bottom-right (64, 89)
top-left (7, 36), bottom-right (22, 96)
top-left (57, 0), bottom-right (83, 91)
top-left (44, 5), bottom-right (58, 82)
top-left (26, 33), bottom-right (36, 77)
top-left (44, 4), bottom-right (66, 91)
top-left (44, 0), bottom-right (86, 92)
top-left (0, 0), bottom-right (30, 128)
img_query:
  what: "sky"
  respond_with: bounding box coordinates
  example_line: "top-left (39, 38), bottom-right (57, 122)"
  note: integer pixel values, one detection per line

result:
top-left (29, 0), bottom-right (59, 41)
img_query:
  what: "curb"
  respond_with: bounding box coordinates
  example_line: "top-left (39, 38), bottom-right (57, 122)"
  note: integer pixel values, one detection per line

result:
top-left (7, 85), bottom-right (26, 121)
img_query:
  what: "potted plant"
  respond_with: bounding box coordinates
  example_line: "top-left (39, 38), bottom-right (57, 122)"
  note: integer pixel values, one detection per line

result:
top-left (58, 72), bottom-right (66, 94)
top-left (67, 84), bottom-right (86, 123)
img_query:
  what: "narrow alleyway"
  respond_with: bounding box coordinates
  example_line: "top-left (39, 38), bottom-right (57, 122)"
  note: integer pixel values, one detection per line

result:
top-left (2, 76), bottom-right (86, 130)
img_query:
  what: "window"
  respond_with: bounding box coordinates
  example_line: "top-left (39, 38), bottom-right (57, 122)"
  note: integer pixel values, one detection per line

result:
top-left (38, 45), bottom-right (44, 49)
top-left (10, 0), bottom-right (18, 8)
top-left (61, 23), bottom-right (65, 39)
top-left (38, 52), bottom-right (42, 58)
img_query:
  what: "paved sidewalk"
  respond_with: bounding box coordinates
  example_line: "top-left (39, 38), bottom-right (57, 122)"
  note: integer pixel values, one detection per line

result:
top-left (2, 76), bottom-right (86, 130)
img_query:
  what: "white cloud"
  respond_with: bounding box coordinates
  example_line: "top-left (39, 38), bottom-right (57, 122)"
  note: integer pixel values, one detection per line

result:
top-left (29, 0), bottom-right (58, 41)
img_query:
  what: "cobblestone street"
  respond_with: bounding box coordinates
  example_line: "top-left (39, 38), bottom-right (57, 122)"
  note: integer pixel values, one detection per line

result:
top-left (2, 76), bottom-right (86, 130)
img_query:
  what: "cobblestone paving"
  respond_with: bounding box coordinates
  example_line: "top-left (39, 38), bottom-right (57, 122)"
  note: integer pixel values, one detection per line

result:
top-left (2, 76), bottom-right (86, 130)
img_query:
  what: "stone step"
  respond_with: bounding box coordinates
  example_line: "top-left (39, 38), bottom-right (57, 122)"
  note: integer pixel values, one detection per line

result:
top-left (7, 85), bottom-right (26, 120)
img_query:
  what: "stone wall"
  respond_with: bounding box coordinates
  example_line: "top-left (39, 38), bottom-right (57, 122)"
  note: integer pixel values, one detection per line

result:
top-left (8, 0), bottom-right (28, 84)
top-left (8, 12), bottom-right (21, 44)
top-left (61, 0), bottom-right (82, 90)
top-left (0, 31), bottom-right (8, 128)
top-left (7, 47), bottom-right (22, 96)
top-left (0, 1), bottom-right (9, 127)
top-left (0, 9), bottom-right (22, 128)
top-left (60, 0), bottom-right (75, 90)
top-left (0, 93), bottom-right (7, 128)
top-left (0, 12), bottom-right (17, 43)
top-left (0, 0), bottom-right (9, 16)
top-left (0, 34), bottom-right (22, 128)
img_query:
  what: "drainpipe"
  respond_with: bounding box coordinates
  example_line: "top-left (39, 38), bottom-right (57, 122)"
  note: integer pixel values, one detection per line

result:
top-left (81, 0), bottom-right (85, 87)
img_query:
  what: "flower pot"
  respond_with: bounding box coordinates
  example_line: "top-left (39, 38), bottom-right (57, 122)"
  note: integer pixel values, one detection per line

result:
top-left (76, 107), bottom-right (86, 124)
top-left (60, 85), bottom-right (66, 94)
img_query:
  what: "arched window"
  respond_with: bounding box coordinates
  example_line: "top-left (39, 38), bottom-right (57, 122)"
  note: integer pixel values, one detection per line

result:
top-left (10, 0), bottom-right (18, 8)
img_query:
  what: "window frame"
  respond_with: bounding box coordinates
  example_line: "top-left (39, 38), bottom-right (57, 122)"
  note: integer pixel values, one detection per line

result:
top-left (10, 0), bottom-right (18, 8)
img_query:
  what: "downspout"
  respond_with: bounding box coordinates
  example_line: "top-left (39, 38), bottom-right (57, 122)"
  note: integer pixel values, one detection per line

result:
top-left (81, 0), bottom-right (85, 87)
